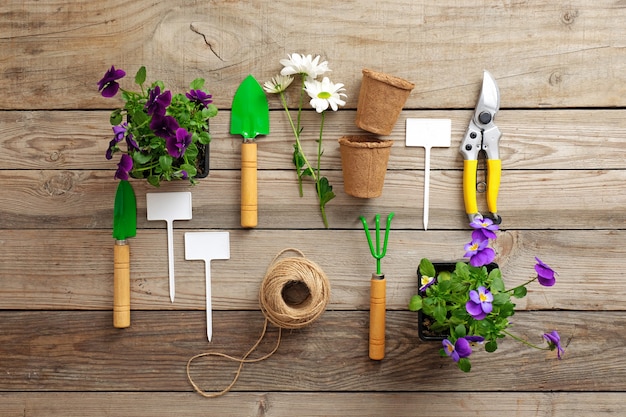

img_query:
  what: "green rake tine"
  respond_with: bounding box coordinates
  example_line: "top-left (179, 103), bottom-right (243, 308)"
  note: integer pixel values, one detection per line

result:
top-left (360, 212), bottom-right (395, 275)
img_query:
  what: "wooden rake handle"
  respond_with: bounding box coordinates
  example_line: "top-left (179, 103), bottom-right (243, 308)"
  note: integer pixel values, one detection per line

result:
top-left (369, 274), bottom-right (386, 360)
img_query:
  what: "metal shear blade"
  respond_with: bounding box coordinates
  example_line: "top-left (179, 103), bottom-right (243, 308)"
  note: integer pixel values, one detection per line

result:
top-left (460, 70), bottom-right (502, 224)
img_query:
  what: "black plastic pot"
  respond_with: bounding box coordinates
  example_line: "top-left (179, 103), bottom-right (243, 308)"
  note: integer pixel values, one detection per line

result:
top-left (416, 261), bottom-right (498, 342)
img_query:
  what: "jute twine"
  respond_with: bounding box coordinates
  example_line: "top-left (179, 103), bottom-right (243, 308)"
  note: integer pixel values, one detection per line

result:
top-left (186, 248), bottom-right (330, 398)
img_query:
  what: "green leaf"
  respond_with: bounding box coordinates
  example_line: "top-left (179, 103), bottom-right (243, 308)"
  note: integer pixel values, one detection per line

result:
top-left (147, 175), bottom-right (160, 187)
top-left (190, 78), bottom-right (205, 90)
top-left (418, 259), bottom-right (436, 278)
top-left (159, 154), bottom-right (173, 171)
top-left (492, 292), bottom-right (510, 306)
top-left (513, 286), bottom-right (528, 298)
top-left (135, 66), bottom-right (147, 86)
top-left (454, 324), bottom-right (467, 338)
top-left (316, 177), bottom-right (335, 206)
top-left (110, 109), bottom-right (122, 126)
top-left (490, 275), bottom-right (505, 292)
top-left (485, 340), bottom-right (498, 353)
top-left (180, 163), bottom-right (197, 178)
top-left (458, 358), bottom-right (471, 372)
top-left (132, 152), bottom-right (153, 165)
top-left (408, 295), bottom-right (423, 311)
top-left (197, 131), bottom-right (211, 145)
top-left (433, 303), bottom-right (447, 323)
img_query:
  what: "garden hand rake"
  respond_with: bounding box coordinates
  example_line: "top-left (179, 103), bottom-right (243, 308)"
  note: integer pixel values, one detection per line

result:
top-left (360, 212), bottom-right (394, 360)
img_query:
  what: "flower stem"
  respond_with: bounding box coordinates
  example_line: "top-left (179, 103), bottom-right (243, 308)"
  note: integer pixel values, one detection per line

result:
top-left (505, 277), bottom-right (537, 294)
top-left (501, 329), bottom-right (549, 351)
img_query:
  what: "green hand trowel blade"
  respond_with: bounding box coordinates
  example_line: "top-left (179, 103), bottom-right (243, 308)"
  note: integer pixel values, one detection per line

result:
top-left (230, 74), bottom-right (270, 141)
top-left (113, 180), bottom-right (137, 240)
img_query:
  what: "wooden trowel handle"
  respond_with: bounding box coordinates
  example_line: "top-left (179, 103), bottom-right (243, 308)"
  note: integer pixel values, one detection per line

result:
top-left (113, 242), bottom-right (130, 328)
top-left (241, 142), bottom-right (258, 228)
top-left (369, 274), bottom-right (386, 360)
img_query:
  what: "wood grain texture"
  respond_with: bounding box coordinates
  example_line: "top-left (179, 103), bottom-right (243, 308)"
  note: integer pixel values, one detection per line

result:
top-left (2, 0), bottom-right (625, 414)
top-left (1, 1), bottom-right (626, 110)
top-left (0, 229), bottom-right (621, 311)
top-left (0, 310), bottom-right (602, 392)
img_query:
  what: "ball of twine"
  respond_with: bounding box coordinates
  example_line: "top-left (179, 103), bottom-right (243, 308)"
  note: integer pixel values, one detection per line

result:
top-left (259, 249), bottom-right (331, 329)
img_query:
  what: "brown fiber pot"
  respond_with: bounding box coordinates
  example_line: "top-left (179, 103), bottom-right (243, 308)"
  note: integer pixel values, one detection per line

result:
top-left (338, 135), bottom-right (394, 198)
top-left (355, 69), bottom-right (415, 136)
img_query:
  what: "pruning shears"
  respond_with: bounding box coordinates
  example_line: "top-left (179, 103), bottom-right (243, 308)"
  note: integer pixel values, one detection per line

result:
top-left (459, 70), bottom-right (502, 224)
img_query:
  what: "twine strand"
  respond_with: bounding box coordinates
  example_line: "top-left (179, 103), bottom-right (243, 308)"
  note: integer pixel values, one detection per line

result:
top-left (186, 248), bottom-right (330, 398)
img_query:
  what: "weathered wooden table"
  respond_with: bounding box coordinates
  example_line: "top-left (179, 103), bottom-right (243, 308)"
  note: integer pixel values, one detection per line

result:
top-left (2, 1), bottom-right (626, 415)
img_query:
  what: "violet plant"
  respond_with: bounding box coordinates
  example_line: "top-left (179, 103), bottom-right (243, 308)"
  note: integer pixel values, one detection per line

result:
top-left (98, 65), bottom-right (217, 186)
top-left (409, 218), bottom-right (564, 372)
top-left (263, 54), bottom-right (347, 228)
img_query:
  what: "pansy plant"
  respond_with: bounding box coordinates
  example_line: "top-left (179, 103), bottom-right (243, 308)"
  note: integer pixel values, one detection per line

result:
top-left (263, 54), bottom-right (347, 228)
top-left (98, 65), bottom-right (218, 186)
top-left (409, 218), bottom-right (564, 372)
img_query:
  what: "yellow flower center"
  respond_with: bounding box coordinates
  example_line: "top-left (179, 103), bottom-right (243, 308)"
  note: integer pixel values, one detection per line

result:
top-left (446, 343), bottom-right (454, 353)
top-left (421, 275), bottom-right (432, 286)
top-left (317, 91), bottom-right (331, 99)
top-left (479, 292), bottom-right (488, 302)
top-left (470, 243), bottom-right (479, 251)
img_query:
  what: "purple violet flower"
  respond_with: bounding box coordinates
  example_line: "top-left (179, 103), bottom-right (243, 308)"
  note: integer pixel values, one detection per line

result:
top-left (186, 89), bottom-right (213, 108)
top-left (145, 86), bottom-right (172, 117)
top-left (106, 124), bottom-right (127, 160)
top-left (465, 286), bottom-right (493, 320)
top-left (166, 128), bottom-right (192, 158)
top-left (535, 257), bottom-right (558, 287)
top-left (150, 115), bottom-right (179, 139)
top-left (464, 336), bottom-right (485, 344)
top-left (470, 217), bottom-right (499, 241)
top-left (464, 238), bottom-right (496, 267)
top-left (443, 338), bottom-right (472, 362)
top-left (114, 154), bottom-right (133, 180)
top-left (543, 330), bottom-right (565, 359)
top-left (419, 274), bottom-right (436, 293)
top-left (97, 66), bottom-right (126, 98)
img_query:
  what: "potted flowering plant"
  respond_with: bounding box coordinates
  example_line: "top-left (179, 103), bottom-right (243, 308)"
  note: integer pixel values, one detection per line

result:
top-left (408, 218), bottom-right (565, 372)
top-left (263, 53), bottom-right (347, 228)
top-left (98, 65), bottom-right (218, 186)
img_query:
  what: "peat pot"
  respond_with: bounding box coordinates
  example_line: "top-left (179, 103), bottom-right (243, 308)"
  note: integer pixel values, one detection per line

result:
top-left (338, 135), bottom-right (394, 198)
top-left (355, 69), bottom-right (415, 136)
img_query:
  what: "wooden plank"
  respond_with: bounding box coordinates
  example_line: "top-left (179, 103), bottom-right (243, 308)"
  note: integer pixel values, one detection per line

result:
top-left (1, 392), bottom-right (625, 417)
top-left (2, 109), bottom-right (626, 171)
top-left (1, 1), bottom-right (626, 109)
top-left (0, 310), bottom-right (609, 391)
top-left (2, 168), bottom-right (626, 230)
top-left (0, 229), bottom-right (619, 311)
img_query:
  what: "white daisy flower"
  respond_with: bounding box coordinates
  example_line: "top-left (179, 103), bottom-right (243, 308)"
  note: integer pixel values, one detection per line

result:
top-left (263, 74), bottom-right (294, 94)
top-left (280, 53), bottom-right (330, 80)
top-left (304, 77), bottom-right (347, 113)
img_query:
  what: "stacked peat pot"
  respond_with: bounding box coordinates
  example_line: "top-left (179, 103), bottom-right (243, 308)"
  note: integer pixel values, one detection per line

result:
top-left (339, 69), bottom-right (415, 198)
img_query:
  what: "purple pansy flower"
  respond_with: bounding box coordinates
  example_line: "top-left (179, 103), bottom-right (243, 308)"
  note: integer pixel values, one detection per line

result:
top-left (166, 128), bottom-right (192, 158)
top-left (145, 86), bottom-right (172, 117)
top-left (535, 257), bottom-right (558, 287)
top-left (150, 115), bottom-right (179, 139)
top-left (419, 274), bottom-right (436, 292)
top-left (543, 330), bottom-right (565, 359)
top-left (464, 238), bottom-right (496, 267)
top-left (470, 217), bottom-right (499, 241)
top-left (465, 286), bottom-right (493, 320)
top-left (443, 337), bottom-right (472, 362)
top-left (465, 335), bottom-right (485, 344)
top-left (97, 66), bottom-right (126, 98)
top-left (186, 89), bottom-right (213, 108)
top-left (114, 154), bottom-right (133, 180)
top-left (106, 124), bottom-right (127, 160)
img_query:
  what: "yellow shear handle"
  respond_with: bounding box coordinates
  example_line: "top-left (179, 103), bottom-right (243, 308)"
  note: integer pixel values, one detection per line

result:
top-left (486, 159), bottom-right (501, 215)
top-left (462, 159), bottom-right (478, 216)
top-left (463, 159), bottom-right (501, 217)
top-left (369, 276), bottom-right (386, 361)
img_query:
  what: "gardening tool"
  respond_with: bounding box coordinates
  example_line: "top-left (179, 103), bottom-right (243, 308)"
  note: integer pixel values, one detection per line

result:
top-left (230, 74), bottom-right (270, 229)
top-left (146, 191), bottom-right (193, 303)
top-left (112, 180), bottom-right (137, 328)
top-left (184, 232), bottom-right (230, 342)
top-left (360, 212), bottom-right (394, 360)
top-left (459, 70), bottom-right (502, 224)
top-left (406, 118), bottom-right (451, 230)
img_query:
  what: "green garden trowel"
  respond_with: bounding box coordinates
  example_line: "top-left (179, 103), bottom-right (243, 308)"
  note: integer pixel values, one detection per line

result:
top-left (230, 75), bottom-right (269, 228)
top-left (112, 180), bottom-right (137, 328)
